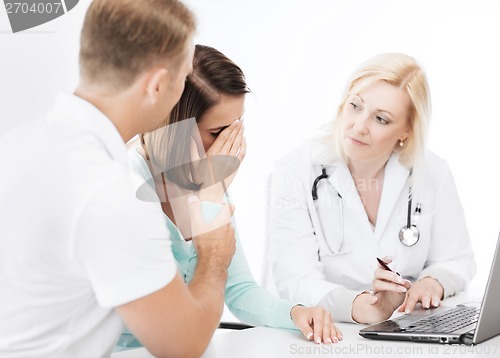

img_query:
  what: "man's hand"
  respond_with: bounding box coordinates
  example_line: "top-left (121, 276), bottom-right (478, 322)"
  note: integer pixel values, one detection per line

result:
top-left (117, 195), bottom-right (237, 358)
top-left (188, 195), bottom-right (236, 269)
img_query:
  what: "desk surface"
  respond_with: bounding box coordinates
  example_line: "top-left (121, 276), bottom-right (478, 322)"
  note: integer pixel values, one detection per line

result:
top-left (111, 293), bottom-right (500, 358)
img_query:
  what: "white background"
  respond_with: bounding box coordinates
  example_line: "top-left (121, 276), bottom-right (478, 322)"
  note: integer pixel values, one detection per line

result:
top-left (1, 0), bottom-right (499, 319)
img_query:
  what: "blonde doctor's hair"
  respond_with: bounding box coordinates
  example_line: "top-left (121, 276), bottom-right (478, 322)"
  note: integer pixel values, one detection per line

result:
top-left (314, 52), bottom-right (431, 172)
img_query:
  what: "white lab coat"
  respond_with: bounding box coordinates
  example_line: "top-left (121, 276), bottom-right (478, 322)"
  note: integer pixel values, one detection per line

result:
top-left (269, 140), bottom-right (476, 321)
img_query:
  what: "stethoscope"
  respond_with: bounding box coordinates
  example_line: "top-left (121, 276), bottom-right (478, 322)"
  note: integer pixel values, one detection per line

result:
top-left (312, 167), bottom-right (345, 255)
top-left (312, 166), bottom-right (422, 249)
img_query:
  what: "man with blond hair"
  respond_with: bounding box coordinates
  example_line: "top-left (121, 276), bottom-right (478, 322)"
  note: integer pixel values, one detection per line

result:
top-left (0, 1), bottom-right (236, 357)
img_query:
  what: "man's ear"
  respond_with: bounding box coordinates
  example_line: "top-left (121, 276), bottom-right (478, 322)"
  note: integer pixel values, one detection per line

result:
top-left (143, 67), bottom-right (170, 104)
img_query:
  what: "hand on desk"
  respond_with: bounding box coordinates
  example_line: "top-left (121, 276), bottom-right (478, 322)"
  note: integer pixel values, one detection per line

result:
top-left (352, 258), bottom-right (444, 324)
top-left (290, 305), bottom-right (343, 344)
top-left (398, 277), bottom-right (444, 313)
top-left (352, 257), bottom-right (411, 324)
top-left (352, 292), bottom-right (398, 324)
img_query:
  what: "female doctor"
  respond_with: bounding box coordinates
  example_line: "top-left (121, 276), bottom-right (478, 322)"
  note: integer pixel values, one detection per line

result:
top-left (269, 53), bottom-right (476, 324)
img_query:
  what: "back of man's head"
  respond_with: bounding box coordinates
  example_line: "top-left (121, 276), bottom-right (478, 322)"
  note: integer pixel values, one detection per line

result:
top-left (79, 0), bottom-right (196, 92)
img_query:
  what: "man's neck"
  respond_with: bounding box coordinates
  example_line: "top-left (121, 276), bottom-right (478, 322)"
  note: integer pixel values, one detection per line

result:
top-left (74, 84), bottom-right (138, 143)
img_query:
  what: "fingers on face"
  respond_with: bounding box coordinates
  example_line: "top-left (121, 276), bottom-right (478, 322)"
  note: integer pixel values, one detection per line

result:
top-left (229, 127), bottom-right (244, 157)
top-left (236, 136), bottom-right (246, 162)
top-left (221, 121), bottom-right (243, 155)
top-left (210, 120), bottom-right (241, 154)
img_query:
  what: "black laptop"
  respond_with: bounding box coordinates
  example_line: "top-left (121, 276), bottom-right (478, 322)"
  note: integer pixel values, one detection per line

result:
top-left (359, 233), bottom-right (500, 345)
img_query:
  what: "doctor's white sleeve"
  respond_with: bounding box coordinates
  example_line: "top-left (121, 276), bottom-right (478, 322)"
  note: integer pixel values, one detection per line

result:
top-left (417, 163), bottom-right (476, 298)
top-left (268, 153), bottom-right (359, 322)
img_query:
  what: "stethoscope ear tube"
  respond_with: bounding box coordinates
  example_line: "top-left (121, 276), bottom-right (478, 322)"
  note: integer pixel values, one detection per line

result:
top-left (311, 166), bottom-right (345, 255)
top-left (312, 167), bottom-right (328, 201)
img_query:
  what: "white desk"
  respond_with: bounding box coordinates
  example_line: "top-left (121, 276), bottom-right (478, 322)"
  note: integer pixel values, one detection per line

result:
top-left (111, 293), bottom-right (500, 358)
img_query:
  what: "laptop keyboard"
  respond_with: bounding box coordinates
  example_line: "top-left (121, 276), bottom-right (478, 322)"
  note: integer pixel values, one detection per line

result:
top-left (398, 306), bottom-right (480, 334)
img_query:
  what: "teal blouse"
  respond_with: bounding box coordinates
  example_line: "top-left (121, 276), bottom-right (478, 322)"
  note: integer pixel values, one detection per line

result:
top-left (115, 149), bottom-right (297, 351)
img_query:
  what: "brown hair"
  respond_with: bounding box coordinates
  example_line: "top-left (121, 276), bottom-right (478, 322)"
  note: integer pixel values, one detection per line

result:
top-left (143, 44), bottom-right (250, 190)
top-left (79, 0), bottom-right (196, 90)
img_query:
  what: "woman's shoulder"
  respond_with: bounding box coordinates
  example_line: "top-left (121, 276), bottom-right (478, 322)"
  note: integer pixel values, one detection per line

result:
top-left (420, 149), bottom-right (452, 185)
top-left (424, 150), bottom-right (449, 170)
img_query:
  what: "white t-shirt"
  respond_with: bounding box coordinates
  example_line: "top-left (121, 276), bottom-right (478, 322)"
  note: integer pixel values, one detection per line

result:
top-left (0, 93), bottom-right (177, 357)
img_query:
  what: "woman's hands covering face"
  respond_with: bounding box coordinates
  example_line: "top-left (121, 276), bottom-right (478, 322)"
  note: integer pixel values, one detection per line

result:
top-left (191, 119), bottom-right (245, 203)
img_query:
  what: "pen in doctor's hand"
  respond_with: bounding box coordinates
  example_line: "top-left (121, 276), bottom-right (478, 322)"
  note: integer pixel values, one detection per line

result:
top-left (376, 257), bottom-right (401, 276)
top-left (373, 257), bottom-right (411, 294)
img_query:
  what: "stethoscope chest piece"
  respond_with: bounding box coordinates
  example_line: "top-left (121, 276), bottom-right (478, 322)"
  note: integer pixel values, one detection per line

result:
top-left (399, 225), bottom-right (420, 246)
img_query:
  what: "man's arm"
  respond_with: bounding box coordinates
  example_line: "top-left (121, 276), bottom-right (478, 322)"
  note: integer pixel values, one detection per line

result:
top-left (117, 197), bottom-right (235, 358)
top-left (117, 271), bottom-right (224, 358)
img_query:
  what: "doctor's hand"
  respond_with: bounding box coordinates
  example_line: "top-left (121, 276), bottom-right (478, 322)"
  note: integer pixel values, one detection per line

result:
top-left (290, 305), bottom-right (343, 344)
top-left (398, 277), bottom-right (444, 314)
top-left (351, 258), bottom-right (412, 324)
top-left (352, 292), bottom-right (401, 324)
